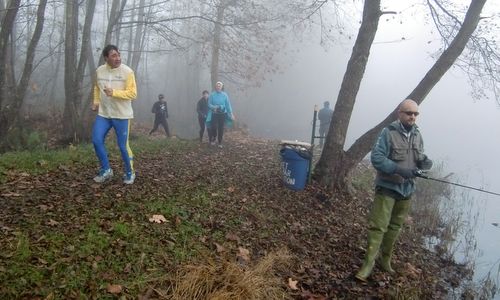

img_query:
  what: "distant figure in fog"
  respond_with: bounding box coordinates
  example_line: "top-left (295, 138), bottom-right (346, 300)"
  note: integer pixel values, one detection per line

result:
top-left (206, 81), bottom-right (234, 148)
top-left (317, 101), bottom-right (333, 147)
top-left (355, 99), bottom-right (433, 282)
top-left (149, 94), bottom-right (170, 137)
top-left (91, 44), bottom-right (137, 185)
top-left (196, 90), bottom-right (209, 142)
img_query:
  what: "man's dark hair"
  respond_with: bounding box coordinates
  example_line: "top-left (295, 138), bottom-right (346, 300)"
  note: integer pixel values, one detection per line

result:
top-left (202, 90), bottom-right (209, 95)
top-left (158, 94), bottom-right (164, 99)
top-left (102, 44), bottom-right (119, 58)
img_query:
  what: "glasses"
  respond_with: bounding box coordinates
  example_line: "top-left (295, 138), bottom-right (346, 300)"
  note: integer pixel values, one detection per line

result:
top-left (401, 111), bottom-right (419, 116)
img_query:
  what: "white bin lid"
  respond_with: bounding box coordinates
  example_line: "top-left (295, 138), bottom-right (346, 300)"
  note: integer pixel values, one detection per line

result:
top-left (280, 140), bottom-right (312, 148)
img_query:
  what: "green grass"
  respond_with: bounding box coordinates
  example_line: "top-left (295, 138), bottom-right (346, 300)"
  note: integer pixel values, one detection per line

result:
top-left (0, 145), bottom-right (94, 180)
top-left (0, 137), bottom-right (208, 298)
top-left (0, 135), bottom-right (195, 183)
top-left (0, 205), bottom-right (205, 298)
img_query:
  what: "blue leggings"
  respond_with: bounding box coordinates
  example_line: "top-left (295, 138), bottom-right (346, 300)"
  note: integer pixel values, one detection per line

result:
top-left (92, 115), bottom-right (134, 175)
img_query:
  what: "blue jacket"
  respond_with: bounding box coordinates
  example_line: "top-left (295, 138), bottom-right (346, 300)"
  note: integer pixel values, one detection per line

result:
top-left (206, 90), bottom-right (233, 127)
top-left (371, 120), bottom-right (432, 198)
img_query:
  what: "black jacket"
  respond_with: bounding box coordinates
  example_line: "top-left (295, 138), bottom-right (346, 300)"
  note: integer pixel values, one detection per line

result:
top-left (196, 97), bottom-right (208, 118)
top-left (152, 100), bottom-right (168, 119)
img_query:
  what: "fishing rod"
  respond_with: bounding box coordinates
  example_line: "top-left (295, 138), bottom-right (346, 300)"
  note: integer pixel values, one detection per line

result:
top-left (416, 171), bottom-right (500, 197)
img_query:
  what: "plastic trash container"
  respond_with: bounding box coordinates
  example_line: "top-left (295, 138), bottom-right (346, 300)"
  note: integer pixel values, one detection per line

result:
top-left (279, 141), bottom-right (312, 191)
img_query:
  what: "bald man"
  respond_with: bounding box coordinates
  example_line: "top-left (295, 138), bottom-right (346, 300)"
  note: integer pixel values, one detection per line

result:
top-left (355, 99), bottom-right (433, 282)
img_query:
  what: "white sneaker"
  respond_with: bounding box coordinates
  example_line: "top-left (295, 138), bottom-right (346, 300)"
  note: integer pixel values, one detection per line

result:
top-left (93, 168), bottom-right (113, 183)
top-left (218, 143), bottom-right (223, 148)
top-left (123, 173), bottom-right (136, 185)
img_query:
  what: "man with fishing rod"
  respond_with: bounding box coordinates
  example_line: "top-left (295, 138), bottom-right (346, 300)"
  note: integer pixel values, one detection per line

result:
top-left (355, 99), bottom-right (433, 281)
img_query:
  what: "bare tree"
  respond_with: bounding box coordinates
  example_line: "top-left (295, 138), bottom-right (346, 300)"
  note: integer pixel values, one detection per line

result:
top-left (0, 0), bottom-right (47, 149)
top-left (0, 0), bottom-right (20, 112)
top-left (62, 0), bottom-right (97, 143)
top-left (425, 0), bottom-right (499, 101)
top-left (314, 0), bottom-right (489, 193)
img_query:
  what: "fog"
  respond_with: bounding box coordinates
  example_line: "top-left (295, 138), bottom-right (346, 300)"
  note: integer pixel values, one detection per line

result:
top-left (231, 1), bottom-right (500, 291)
top-left (6, 0), bottom-right (498, 295)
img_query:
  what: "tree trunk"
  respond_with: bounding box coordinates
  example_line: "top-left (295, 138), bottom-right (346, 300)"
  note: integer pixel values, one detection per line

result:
top-left (0, 0), bottom-right (6, 23)
top-left (80, 39), bottom-right (98, 142)
top-left (14, 0), bottom-right (48, 114)
top-left (315, 0), bottom-right (487, 194)
top-left (130, 0), bottom-right (146, 72)
top-left (210, 1), bottom-right (225, 88)
top-left (126, 0), bottom-right (137, 65)
top-left (313, 0), bottom-right (382, 193)
top-left (0, 0), bottom-right (20, 112)
top-left (74, 0), bottom-right (97, 141)
top-left (62, 0), bottom-right (79, 143)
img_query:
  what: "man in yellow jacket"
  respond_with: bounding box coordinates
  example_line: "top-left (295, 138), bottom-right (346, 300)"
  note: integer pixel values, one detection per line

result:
top-left (91, 44), bottom-right (137, 184)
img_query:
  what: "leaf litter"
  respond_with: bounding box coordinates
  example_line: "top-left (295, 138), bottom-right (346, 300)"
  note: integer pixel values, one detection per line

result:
top-left (0, 129), bottom-right (468, 299)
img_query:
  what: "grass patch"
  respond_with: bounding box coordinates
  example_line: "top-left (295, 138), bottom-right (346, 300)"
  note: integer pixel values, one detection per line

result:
top-left (0, 145), bottom-right (94, 181)
top-left (0, 187), bottom-right (209, 298)
top-left (0, 135), bottom-right (195, 183)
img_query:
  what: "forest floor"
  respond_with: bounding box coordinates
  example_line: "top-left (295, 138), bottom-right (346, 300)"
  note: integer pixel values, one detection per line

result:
top-left (0, 127), bottom-right (469, 299)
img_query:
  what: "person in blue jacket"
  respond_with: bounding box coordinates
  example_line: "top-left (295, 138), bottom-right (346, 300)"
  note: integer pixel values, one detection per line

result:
top-left (206, 81), bottom-right (234, 148)
top-left (355, 99), bottom-right (433, 282)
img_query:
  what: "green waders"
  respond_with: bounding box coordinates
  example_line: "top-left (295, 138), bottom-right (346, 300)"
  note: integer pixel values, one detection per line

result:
top-left (355, 193), bottom-right (411, 281)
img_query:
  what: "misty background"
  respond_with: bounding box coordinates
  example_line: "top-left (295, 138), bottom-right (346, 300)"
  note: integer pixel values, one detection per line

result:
top-left (2, 0), bottom-right (499, 294)
top-left (236, 0), bottom-right (500, 289)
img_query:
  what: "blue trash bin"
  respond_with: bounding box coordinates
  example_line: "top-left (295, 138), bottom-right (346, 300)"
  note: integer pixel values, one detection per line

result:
top-left (280, 145), bottom-right (311, 191)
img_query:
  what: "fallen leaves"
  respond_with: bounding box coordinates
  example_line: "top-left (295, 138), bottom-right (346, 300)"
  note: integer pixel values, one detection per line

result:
top-left (214, 242), bottom-right (225, 253)
top-left (47, 219), bottom-right (59, 226)
top-left (0, 130), bottom-right (468, 299)
top-left (225, 232), bottom-right (240, 243)
top-left (148, 214), bottom-right (167, 223)
top-left (237, 247), bottom-right (250, 262)
top-left (106, 284), bottom-right (123, 294)
top-left (1, 192), bottom-right (21, 197)
top-left (288, 277), bottom-right (299, 290)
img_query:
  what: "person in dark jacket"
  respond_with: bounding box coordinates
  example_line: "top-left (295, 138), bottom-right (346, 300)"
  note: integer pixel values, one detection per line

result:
top-left (149, 94), bottom-right (170, 137)
top-left (317, 101), bottom-right (333, 147)
top-left (196, 90), bottom-right (209, 142)
top-left (355, 99), bottom-right (433, 282)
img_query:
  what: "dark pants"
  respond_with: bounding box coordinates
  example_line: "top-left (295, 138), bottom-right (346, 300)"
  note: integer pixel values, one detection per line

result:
top-left (150, 117), bottom-right (170, 137)
top-left (198, 115), bottom-right (206, 141)
top-left (209, 113), bottom-right (225, 144)
top-left (319, 124), bottom-right (328, 147)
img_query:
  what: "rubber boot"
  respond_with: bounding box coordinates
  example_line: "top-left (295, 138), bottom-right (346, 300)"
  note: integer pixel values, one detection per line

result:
top-left (378, 229), bottom-right (398, 273)
top-left (355, 194), bottom-right (394, 281)
top-left (355, 230), bottom-right (383, 281)
top-left (378, 199), bottom-right (411, 274)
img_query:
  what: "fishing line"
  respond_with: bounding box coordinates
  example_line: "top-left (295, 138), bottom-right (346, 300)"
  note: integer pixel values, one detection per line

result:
top-left (417, 172), bottom-right (500, 197)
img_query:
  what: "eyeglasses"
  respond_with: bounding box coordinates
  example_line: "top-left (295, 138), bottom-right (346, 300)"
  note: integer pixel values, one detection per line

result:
top-left (401, 111), bottom-right (419, 116)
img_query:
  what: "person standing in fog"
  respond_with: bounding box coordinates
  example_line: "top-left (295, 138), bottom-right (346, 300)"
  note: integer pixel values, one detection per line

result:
top-left (91, 44), bottom-right (137, 185)
top-left (355, 99), bottom-right (433, 281)
top-left (149, 94), bottom-right (171, 137)
top-left (206, 81), bottom-right (234, 148)
top-left (196, 90), bottom-right (209, 142)
top-left (317, 101), bottom-right (333, 147)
